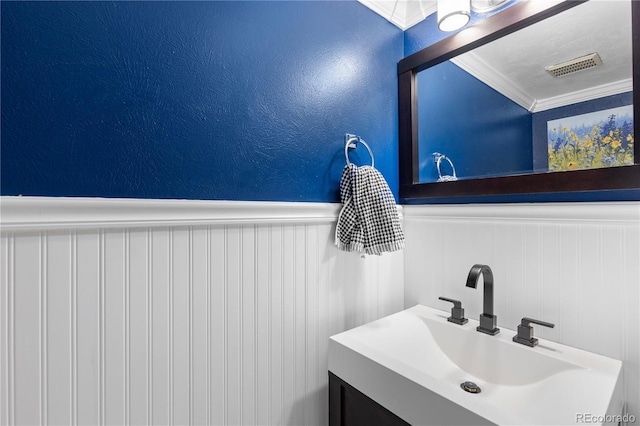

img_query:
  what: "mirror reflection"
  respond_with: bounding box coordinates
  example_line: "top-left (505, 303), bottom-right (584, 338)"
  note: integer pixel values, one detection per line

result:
top-left (417, 0), bottom-right (633, 184)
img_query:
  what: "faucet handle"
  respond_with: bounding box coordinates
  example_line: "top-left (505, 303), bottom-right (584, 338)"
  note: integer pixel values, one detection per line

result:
top-left (438, 297), bottom-right (468, 325)
top-left (512, 317), bottom-right (555, 347)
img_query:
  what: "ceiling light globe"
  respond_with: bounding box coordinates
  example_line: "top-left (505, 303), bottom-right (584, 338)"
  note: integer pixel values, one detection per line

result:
top-left (438, 0), bottom-right (471, 32)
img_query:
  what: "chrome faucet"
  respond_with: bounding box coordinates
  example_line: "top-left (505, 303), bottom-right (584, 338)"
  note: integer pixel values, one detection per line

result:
top-left (466, 264), bottom-right (500, 335)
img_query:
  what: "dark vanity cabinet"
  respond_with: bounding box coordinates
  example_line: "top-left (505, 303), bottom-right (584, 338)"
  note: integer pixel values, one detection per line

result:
top-left (329, 372), bottom-right (410, 426)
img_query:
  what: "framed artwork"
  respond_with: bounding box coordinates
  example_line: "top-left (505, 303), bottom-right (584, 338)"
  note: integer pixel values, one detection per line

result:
top-left (547, 105), bottom-right (634, 172)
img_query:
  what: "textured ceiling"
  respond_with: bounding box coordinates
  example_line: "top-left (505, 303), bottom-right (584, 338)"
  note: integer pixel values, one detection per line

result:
top-left (454, 0), bottom-right (632, 111)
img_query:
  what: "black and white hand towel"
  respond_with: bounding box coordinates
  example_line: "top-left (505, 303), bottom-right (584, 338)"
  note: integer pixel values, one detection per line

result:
top-left (335, 163), bottom-right (404, 255)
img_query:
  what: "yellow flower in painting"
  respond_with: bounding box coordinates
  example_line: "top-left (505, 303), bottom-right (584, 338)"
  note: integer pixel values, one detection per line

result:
top-left (612, 140), bottom-right (621, 149)
top-left (561, 126), bottom-right (568, 132)
top-left (585, 140), bottom-right (593, 147)
top-left (627, 134), bottom-right (634, 143)
top-left (603, 136), bottom-right (612, 144)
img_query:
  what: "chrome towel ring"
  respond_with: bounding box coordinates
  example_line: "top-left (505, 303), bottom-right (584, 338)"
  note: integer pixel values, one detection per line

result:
top-left (433, 152), bottom-right (458, 182)
top-left (345, 133), bottom-right (374, 168)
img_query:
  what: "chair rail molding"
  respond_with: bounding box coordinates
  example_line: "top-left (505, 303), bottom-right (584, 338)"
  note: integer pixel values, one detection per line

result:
top-left (0, 196), bottom-right (404, 232)
top-left (403, 202), bottom-right (640, 224)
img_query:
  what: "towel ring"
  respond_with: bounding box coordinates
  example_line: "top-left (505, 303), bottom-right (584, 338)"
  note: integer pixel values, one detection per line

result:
top-left (433, 152), bottom-right (458, 182)
top-left (345, 133), bottom-right (374, 168)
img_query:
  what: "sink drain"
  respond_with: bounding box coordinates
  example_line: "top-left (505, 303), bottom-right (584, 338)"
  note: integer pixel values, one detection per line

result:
top-left (460, 381), bottom-right (481, 394)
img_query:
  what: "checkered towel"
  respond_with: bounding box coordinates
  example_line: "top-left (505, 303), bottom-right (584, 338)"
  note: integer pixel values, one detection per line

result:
top-left (335, 163), bottom-right (405, 255)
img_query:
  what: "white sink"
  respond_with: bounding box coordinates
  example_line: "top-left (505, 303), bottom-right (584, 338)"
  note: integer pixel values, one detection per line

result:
top-left (329, 305), bottom-right (623, 426)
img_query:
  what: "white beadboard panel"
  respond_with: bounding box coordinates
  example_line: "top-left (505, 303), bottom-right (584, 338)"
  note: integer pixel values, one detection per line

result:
top-left (1, 237), bottom-right (7, 426)
top-left (171, 227), bottom-right (190, 426)
top-left (13, 234), bottom-right (42, 426)
top-left (129, 229), bottom-right (150, 426)
top-left (209, 226), bottom-right (227, 426)
top-left (190, 227), bottom-right (209, 426)
top-left (76, 231), bottom-right (101, 426)
top-left (268, 225), bottom-right (284, 426)
top-left (226, 226), bottom-right (242, 426)
top-left (45, 233), bottom-right (72, 425)
top-left (280, 225), bottom-right (295, 426)
top-left (622, 224), bottom-right (640, 425)
top-left (0, 235), bottom-right (13, 426)
top-left (254, 226), bottom-right (271, 426)
top-left (1, 199), bottom-right (404, 426)
top-left (105, 230), bottom-right (126, 426)
top-left (403, 202), bottom-right (640, 422)
top-left (241, 225), bottom-right (257, 426)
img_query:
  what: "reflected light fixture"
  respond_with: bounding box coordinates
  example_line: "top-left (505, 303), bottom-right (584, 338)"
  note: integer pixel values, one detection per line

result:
top-left (470, 0), bottom-right (512, 13)
top-left (437, 0), bottom-right (471, 32)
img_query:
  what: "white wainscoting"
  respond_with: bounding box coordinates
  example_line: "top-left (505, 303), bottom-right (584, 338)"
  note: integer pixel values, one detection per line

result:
top-left (0, 197), bottom-right (405, 426)
top-left (403, 202), bottom-right (640, 422)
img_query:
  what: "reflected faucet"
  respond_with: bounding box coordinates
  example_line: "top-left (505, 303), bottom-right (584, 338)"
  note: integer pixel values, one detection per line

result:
top-left (466, 264), bottom-right (500, 335)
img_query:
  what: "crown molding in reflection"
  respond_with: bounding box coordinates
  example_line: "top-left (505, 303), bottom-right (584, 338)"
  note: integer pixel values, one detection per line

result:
top-left (532, 78), bottom-right (633, 112)
top-left (452, 53), bottom-right (632, 113)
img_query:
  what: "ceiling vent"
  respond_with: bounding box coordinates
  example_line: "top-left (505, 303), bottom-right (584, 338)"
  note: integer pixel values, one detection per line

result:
top-left (545, 53), bottom-right (603, 78)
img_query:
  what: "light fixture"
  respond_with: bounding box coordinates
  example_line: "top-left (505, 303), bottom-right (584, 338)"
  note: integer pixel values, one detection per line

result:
top-left (437, 0), bottom-right (471, 32)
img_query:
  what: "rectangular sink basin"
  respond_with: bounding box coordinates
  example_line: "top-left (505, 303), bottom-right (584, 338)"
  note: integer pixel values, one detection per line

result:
top-left (329, 305), bottom-right (623, 425)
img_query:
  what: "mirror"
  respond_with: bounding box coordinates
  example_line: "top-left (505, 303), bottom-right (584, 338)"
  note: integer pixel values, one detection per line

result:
top-left (398, 0), bottom-right (639, 200)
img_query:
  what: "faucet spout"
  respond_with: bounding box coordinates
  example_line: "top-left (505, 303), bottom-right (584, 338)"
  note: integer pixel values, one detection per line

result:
top-left (466, 264), bottom-right (494, 316)
top-left (466, 264), bottom-right (500, 335)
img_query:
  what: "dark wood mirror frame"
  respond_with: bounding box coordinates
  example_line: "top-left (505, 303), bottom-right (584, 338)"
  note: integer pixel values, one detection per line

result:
top-left (398, 0), bottom-right (640, 201)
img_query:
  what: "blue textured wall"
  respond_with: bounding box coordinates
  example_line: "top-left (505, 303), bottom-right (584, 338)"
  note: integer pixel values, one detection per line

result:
top-left (417, 61), bottom-right (532, 182)
top-left (1, 1), bottom-right (402, 202)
